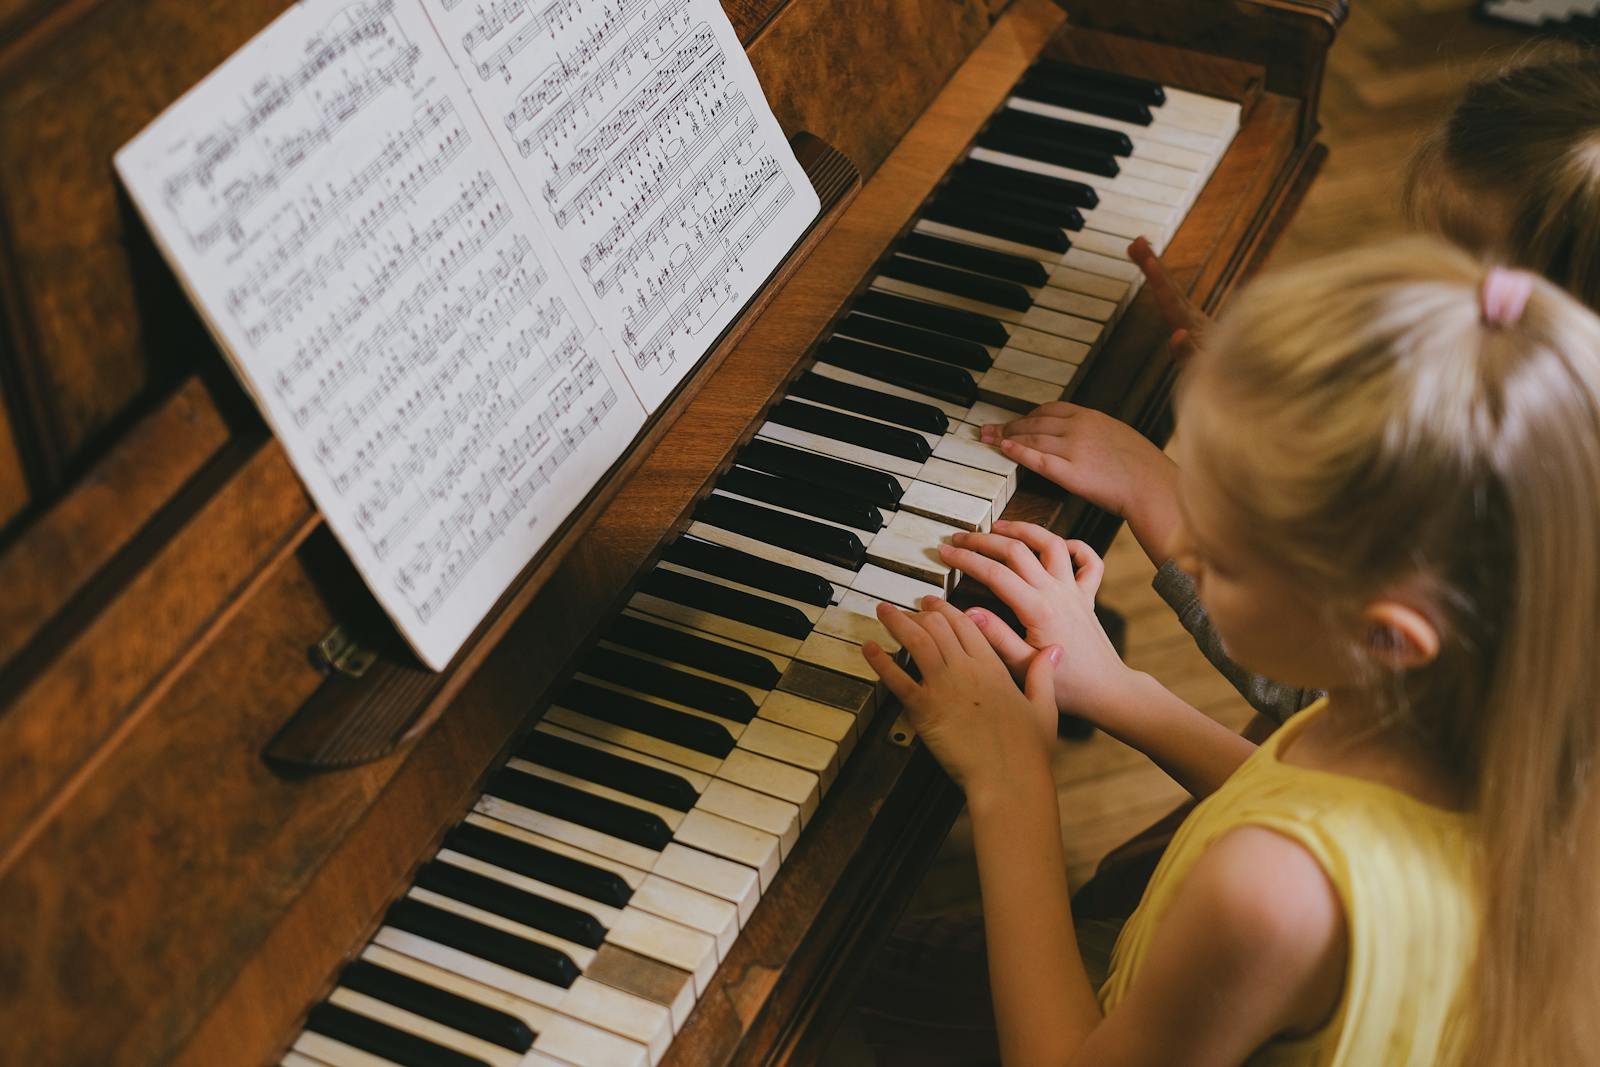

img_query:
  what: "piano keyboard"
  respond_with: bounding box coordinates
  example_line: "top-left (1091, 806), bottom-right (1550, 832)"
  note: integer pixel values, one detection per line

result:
top-left (284, 58), bottom-right (1239, 1067)
top-left (1479, 0), bottom-right (1600, 33)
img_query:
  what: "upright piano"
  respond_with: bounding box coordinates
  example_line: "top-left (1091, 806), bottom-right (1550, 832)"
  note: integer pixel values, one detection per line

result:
top-left (0, 0), bottom-right (1344, 1063)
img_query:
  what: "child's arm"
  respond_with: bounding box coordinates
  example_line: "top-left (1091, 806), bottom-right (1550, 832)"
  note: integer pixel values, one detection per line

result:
top-left (865, 602), bottom-right (1346, 1067)
top-left (978, 404), bottom-right (1184, 566)
top-left (940, 521), bottom-right (1254, 797)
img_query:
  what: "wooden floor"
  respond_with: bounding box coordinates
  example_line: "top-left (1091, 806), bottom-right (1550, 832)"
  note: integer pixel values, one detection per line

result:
top-left (827, 1), bottom-right (1528, 1059)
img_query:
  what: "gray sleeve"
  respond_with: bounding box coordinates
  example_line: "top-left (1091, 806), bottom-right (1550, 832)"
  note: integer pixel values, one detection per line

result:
top-left (1150, 560), bottom-right (1322, 724)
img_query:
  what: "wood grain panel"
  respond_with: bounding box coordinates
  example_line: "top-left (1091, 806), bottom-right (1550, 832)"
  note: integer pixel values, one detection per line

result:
top-left (0, 372), bottom-right (27, 530)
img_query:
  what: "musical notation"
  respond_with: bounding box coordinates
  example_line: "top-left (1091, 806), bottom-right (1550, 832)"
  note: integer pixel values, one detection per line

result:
top-left (422, 0), bottom-right (820, 409)
top-left (117, 0), bottom-right (645, 668)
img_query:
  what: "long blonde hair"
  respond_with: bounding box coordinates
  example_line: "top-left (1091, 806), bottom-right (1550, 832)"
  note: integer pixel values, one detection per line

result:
top-left (1178, 238), bottom-right (1600, 1065)
top-left (1405, 44), bottom-right (1600, 311)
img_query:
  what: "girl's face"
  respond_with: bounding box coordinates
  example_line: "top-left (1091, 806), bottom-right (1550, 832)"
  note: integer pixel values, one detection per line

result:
top-left (1172, 431), bottom-right (1360, 692)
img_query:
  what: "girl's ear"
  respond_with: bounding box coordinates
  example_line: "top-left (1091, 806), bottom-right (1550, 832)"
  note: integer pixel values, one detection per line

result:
top-left (1360, 600), bottom-right (1441, 670)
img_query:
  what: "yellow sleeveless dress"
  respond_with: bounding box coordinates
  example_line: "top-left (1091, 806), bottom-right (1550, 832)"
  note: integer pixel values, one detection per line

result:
top-left (1097, 700), bottom-right (1480, 1065)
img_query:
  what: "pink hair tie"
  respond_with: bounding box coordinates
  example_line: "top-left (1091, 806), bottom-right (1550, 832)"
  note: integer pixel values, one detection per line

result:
top-left (1481, 267), bottom-right (1534, 327)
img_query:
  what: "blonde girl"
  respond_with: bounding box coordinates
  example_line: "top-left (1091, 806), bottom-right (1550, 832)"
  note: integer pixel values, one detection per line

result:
top-left (980, 43), bottom-right (1600, 723)
top-left (867, 239), bottom-right (1600, 1065)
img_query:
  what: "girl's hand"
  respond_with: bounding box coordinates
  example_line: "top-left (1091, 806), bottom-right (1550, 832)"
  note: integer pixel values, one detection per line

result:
top-left (1128, 235), bottom-right (1211, 364)
top-left (861, 597), bottom-right (1059, 795)
top-left (978, 402), bottom-right (1177, 524)
top-left (938, 521), bottom-right (1141, 726)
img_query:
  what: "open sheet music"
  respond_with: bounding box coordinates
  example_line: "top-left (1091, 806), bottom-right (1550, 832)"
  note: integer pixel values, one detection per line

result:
top-left (115, 0), bottom-right (820, 669)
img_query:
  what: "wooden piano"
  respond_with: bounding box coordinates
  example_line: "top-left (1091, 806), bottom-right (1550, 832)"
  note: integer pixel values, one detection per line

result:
top-left (0, 0), bottom-right (1344, 1062)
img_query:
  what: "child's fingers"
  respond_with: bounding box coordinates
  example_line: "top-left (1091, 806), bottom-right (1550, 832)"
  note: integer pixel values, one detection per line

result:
top-left (862, 641), bottom-right (919, 706)
top-left (915, 604), bottom-right (967, 662)
top-left (1023, 645), bottom-right (1063, 713)
top-left (921, 596), bottom-right (992, 659)
top-left (1065, 539), bottom-right (1105, 599)
top-left (1171, 328), bottom-right (1197, 364)
top-left (998, 438), bottom-right (1079, 492)
top-left (876, 601), bottom-right (944, 672)
top-left (990, 519), bottom-right (1075, 579)
top-left (945, 530), bottom-right (1052, 588)
top-left (1128, 236), bottom-right (1197, 331)
top-left (966, 607), bottom-right (1035, 674)
top-left (938, 541), bottom-right (1046, 622)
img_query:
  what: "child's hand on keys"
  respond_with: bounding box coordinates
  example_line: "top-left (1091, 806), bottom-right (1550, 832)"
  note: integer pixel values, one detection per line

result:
top-left (938, 521), bottom-right (1139, 725)
top-left (978, 404), bottom-right (1181, 561)
top-left (1129, 235), bottom-right (1211, 364)
top-left (862, 597), bottom-right (1059, 794)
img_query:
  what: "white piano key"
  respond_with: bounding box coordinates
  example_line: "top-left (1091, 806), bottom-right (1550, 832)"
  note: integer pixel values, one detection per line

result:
top-left (684, 521), bottom-right (860, 589)
top-left (962, 401), bottom-right (1020, 428)
top-left (653, 843), bottom-right (760, 924)
top-left (695, 778), bottom-right (802, 858)
top-left (896, 479), bottom-right (992, 532)
top-left (850, 562), bottom-right (947, 611)
top-left (292, 1032), bottom-right (392, 1067)
top-left (281, 1053), bottom-right (332, 1067)
top-left (1118, 153), bottom-right (1202, 190)
top-left (653, 560), bottom-right (826, 626)
top-left (870, 276), bottom-right (1104, 348)
top-left (793, 629), bottom-right (882, 685)
top-left (1007, 323), bottom-right (1100, 363)
top-left (980, 367), bottom-right (1064, 411)
top-left (1150, 92), bottom-right (1239, 136)
top-left (968, 145), bottom-right (1184, 211)
top-left (916, 456), bottom-right (1010, 515)
top-left (779, 396), bottom-right (942, 455)
top-left (327, 986), bottom-right (523, 1067)
top-left (757, 420), bottom-right (926, 479)
top-left (808, 361), bottom-right (971, 421)
top-left (1081, 205), bottom-right (1163, 242)
top-left (461, 813), bottom-right (646, 892)
top-left (1050, 262), bottom-right (1131, 302)
top-left (1032, 284), bottom-right (1117, 322)
top-left (437, 849), bottom-right (624, 928)
top-left (542, 705), bottom-right (725, 777)
top-left (632, 874), bottom-right (740, 958)
top-left (1063, 246), bottom-right (1142, 283)
top-left (863, 528), bottom-right (954, 590)
top-left (607, 908), bottom-right (719, 998)
top-left (994, 346), bottom-right (1077, 385)
top-left (594, 638), bottom-right (770, 705)
top-left (1003, 94), bottom-right (1224, 155)
top-left (712, 485), bottom-right (884, 539)
top-left (715, 748), bottom-right (822, 824)
top-left (758, 689), bottom-right (857, 753)
top-left (507, 758), bottom-right (689, 831)
top-left (534, 723), bottom-right (714, 793)
top-left (1071, 226), bottom-right (1139, 260)
top-left (370, 929), bottom-right (672, 1064)
top-left (914, 218), bottom-right (1069, 269)
top-left (627, 592), bottom-right (804, 660)
top-left (475, 794), bottom-right (665, 872)
top-left (672, 808), bottom-right (781, 890)
top-left (933, 434), bottom-right (1020, 489)
top-left (814, 601), bottom-right (902, 653)
top-left (737, 718), bottom-right (840, 788)
top-left (360, 944), bottom-right (651, 1067)
top-left (408, 887), bottom-right (598, 972)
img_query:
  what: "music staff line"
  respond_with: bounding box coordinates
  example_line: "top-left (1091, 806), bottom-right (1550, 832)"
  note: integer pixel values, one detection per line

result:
top-left (226, 100), bottom-right (463, 317)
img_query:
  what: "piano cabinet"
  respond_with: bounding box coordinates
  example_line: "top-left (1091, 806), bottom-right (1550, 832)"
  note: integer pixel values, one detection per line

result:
top-left (0, 0), bottom-right (1343, 1063)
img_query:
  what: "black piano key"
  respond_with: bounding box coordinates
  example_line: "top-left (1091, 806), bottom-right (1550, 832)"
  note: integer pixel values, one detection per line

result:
top-left (899, 233), bottom-right (1048, 288)
top-left (444, 823), bottom-right (633, 908)
top-left (579, 644), bottom-right (759, 725)
top-left (989, 107), bottom-right (1132, 155)
top-left (339, 959), bottom-right (537, 1053)
top-left (1030, 57), bottom-right (1166, 106)
top-left (816, 336), bottom-right (978, 408)
top-left (738, 438), bottom-right (905, 509)
top-left (836, 312), bottom-right (994, 372)
top-left (976, 126), bottom-right (1120, 177)
top-left (1013, 72), bottom-right (1153, 125)
top-left (488, 767), bottom-right (676, 850)
top-left (523, 729), bottom-right (703, 809)
top-left (694, 494), bottom-right (867, 570)
top-left (385, 897), bottom-right (580, 988)
top-left (608, 613), bottom-right (783, 690)
top-left (880, 255), bottom-right (1035, 312)
top-left (952, 158), bottom-right (1098, 209)
top-left (305, 1001), bottom-right (488, 1067)
top-left (665, 532), bottom-right (839, 604)
top-left (855, 289), bottom-right (1012, 347)
top-left (786, 372), bottom-right (949, 436)
top-left (723, 467), bottom-right (896, 534)
top-left (768, 398), bottom-right (932, 463)
top-left (415, 860), bottom-right (607, 949)
top-left (944, 177), bottom-right (1085, 230)
top-left (924, 193), bottom-right (1071, 254)
top-left (554, 676), bottom-right (740, 757)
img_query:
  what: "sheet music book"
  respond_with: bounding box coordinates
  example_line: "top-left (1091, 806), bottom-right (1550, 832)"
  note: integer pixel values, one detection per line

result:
top-left (115, 0), bottom-right (820, 669)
